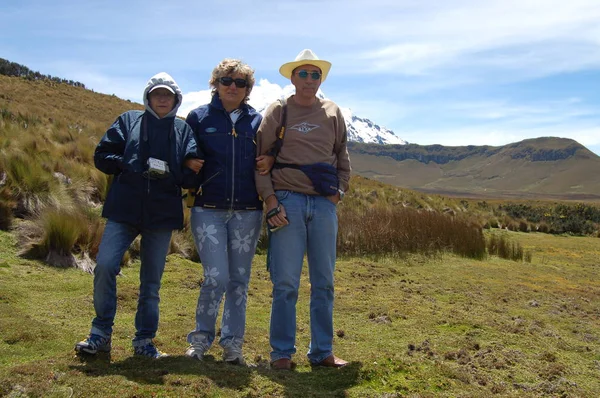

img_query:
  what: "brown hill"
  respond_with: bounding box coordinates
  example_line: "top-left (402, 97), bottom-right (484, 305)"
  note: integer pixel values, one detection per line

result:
top-left (0, 74), bottom-right (143, 133)
top-left (349, 138), bottom-right (600, 200)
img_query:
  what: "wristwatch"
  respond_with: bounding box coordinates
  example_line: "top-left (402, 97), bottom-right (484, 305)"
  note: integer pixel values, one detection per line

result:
top-left (337, 189), bottom-right (345, 200)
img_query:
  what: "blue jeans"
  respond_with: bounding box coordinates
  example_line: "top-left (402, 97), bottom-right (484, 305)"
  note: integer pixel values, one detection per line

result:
top-left (90, 220), bottom-right (172, 344)
top-left (267, 190), bottom-right (338, 364)
top-left (187, 208), bottom-right (262, 348)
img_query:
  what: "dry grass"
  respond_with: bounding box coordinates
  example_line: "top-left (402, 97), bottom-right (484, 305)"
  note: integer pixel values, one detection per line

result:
top-left (338, 204), bottom-right (486, 259)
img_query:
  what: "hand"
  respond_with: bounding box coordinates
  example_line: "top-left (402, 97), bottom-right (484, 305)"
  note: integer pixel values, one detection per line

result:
top-left (327, 192), bottom-right (341, 205)
top-left (256, 155), bottom-right (275, 175)
top-left (265, 195), bottom-right (289, 228)
top-left (185, 158), bottom-right (204, 174)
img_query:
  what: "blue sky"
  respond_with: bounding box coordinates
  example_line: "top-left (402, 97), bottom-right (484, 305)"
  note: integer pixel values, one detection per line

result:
top-left (2, 0), bottom-right (600, 155)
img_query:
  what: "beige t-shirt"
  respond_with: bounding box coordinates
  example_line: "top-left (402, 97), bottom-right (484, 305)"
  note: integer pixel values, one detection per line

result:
top-left (255, 96), bottom-right (351, 200)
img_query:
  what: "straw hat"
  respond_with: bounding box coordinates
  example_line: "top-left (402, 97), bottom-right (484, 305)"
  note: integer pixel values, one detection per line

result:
top-left (279, 49), bottom-right (332, 82)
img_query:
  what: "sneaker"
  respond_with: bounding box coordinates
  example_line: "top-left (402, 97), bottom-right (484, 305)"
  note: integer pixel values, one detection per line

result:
top-left (133, 340), bottom-right (168, 359)
top-left (185, 344), bottom-right (208, 360)
top-left (222, 339), bottom-right (245, 365)
top-left (75, 334), bottom-right (111, 355)
top-left (186, 335), bottom-right (210, 361)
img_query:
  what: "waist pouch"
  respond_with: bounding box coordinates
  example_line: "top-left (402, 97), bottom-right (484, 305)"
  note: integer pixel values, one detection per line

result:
top-left (274, 162), bottom-right (339, 196)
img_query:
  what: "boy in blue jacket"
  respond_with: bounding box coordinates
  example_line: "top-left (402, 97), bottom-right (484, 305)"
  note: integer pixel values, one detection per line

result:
top-left (75, 72), bottom-right (203, 358)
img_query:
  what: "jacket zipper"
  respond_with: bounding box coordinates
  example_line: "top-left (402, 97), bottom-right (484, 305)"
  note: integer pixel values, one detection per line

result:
top-left (226, 109), bottom-right (247, 210)
top-left (231, 118), bottom-right (236, 210)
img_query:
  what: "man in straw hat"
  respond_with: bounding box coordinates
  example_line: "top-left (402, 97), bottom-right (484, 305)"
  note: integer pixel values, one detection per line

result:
top-left (255, 49), bottom-right (351, 370)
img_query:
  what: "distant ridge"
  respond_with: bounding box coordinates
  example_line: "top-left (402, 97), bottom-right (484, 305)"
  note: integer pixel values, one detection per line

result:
top-left (348, 137), bottom-right (600, 199)
top-left (0, 58), bottom-right (86, 88)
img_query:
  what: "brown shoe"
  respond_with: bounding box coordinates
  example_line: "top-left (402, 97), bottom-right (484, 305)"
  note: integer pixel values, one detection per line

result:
top-left (270, 358), bottom-right (297, 370)
top-left (312, 354), bottom-right (348, 368)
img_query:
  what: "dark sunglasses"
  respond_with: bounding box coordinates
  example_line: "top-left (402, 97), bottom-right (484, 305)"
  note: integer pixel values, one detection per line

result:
top-left (219, 76), bottom-right (248, 88)
top-left (296, 70), bottom-right (322, 80)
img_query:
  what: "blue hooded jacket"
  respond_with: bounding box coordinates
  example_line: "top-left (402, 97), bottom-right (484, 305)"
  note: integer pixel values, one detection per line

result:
top-left (94, 72), bottom-right (199, 230)
top-left (186, 94), bottom-right (263, 210)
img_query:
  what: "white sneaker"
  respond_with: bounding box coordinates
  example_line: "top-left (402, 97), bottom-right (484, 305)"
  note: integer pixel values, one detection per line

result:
top-left (222, 339), bottom-right (245, 365)
top-left (185, 344), bottom-right (208, 360)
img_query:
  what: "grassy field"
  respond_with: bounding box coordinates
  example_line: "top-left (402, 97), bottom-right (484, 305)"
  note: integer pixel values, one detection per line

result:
top-left (1, 228), bottom-right (599, 398)
top-left (2, 71), bottom-right (599, 398)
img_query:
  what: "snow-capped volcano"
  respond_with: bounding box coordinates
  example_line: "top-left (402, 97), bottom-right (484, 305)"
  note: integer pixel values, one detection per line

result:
top-left (340, 109), bottom-right (406, 145)
top-left (178, 79), bottom-right (406, 145)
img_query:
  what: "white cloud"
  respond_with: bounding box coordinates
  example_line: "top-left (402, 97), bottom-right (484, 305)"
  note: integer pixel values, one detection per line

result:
top-left (345, 0), bottom-right (600, 80)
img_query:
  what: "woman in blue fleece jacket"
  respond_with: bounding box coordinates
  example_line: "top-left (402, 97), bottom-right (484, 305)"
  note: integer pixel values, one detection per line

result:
top-left (184, 59), bottom-right (265, 365)
top-left (75, 72), bottom-right (202, 359)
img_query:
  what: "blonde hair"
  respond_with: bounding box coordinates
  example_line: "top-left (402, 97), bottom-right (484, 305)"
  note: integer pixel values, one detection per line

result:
top-left (209, 59), bottom-right (255, 103)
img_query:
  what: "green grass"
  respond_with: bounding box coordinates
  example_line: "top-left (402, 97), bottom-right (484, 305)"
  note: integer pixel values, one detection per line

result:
top-left (1, 229), bottom-right (599, 397)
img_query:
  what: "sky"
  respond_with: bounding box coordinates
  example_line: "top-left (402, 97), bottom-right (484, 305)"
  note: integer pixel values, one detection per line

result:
top-left (2, 0), bottom-right (600, 155)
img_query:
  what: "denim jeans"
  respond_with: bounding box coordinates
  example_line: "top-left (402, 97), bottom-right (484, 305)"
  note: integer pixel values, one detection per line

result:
top-left (90, 220), bottom-right (172, 343)
top-left (267, 190), bottom-right (338, 364)
top-left (187, 208), bottom-right (262, 348)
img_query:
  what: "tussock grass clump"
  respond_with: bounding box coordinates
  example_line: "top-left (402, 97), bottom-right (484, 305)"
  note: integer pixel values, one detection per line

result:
top-left (20, 209), bottom-right (84, 269)
top-left (19, 205), bottom-right (105, 272)
top-left (537, 222), bottom-right (550, 233)
top-left (486, 232), bottom-right (531, 262)
top-left (42, 209), bottom-right (83, 257)
top-left (75, 207), bottom-right (105, 260)
top-left (1, 150), bottom-right (56, 216)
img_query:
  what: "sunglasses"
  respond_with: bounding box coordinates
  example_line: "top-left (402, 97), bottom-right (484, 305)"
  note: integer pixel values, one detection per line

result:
top-left (295, 70), bottom-right (322, 80)
top-left (219, 76), bottom-right (248, 88)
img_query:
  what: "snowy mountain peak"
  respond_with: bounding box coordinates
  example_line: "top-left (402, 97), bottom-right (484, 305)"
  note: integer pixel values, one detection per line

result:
top-left (340, 108), bottom-right (407, 145)
top-left (179, 79), bottom-right (406, 146)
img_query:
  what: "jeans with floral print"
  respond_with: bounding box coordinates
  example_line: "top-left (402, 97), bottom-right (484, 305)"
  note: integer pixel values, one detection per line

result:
top-left (267, 190), bottom-right (338, 364)
top-left (187, 207), bottom-right (262, 348)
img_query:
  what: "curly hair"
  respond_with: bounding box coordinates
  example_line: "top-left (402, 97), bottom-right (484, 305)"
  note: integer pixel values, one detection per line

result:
top-left (209, 59), bottom-right (255, 103)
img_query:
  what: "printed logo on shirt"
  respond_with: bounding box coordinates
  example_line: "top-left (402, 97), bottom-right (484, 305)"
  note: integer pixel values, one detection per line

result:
top-left (205, 127), bottom-right (217, 133)
top-left (289, 122), bottom-right (319, 134)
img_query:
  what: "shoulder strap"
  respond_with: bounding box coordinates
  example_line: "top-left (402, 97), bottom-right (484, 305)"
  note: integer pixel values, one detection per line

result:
top-left (267, 99), bottom-right (287, 158)
top-left (272, 162), bottom-right (300, 170)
